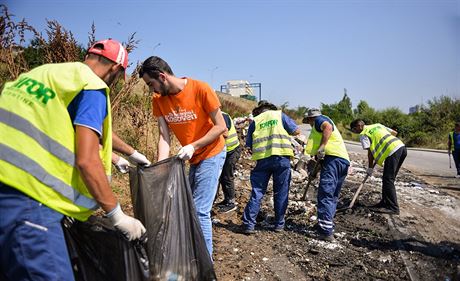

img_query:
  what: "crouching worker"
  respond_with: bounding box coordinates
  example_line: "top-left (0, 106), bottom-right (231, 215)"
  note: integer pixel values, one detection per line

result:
top-left (241, 101), bottom-right (300, 234)
top-left (303, 109), bottom-right (350, 242)
top-left (350, 119), bottom-right (406, 215)
top-left (0, 39), bottom-right (146, 281)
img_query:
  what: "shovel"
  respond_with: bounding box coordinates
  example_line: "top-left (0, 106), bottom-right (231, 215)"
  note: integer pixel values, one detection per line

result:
top-left (449, 152), bottom-right (452, 169)
top-left (301, 160), bottom-right (322, 201)
top-left (337, 163), bottom-right (375, 213)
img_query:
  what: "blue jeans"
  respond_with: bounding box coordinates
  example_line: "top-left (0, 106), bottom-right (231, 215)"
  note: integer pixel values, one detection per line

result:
top-left (317, 156), bottom-right (349, 236)
top-left (0, 182), bottom-right (74, 281)
top-left (188, 149), bottom-right (226, 257)
top-left (243, 156), bottom-right (291, 230)
top-left (452, 149), bottom-right (460, 175)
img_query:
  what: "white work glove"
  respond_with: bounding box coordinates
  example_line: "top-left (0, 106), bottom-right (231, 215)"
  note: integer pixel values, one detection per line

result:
top-left (177, 144), bottom-right (195, 160)
top-left (366, 167), bottom-right (374, 176)
top-left (128, 150), bottom-right (151, 166)
top-left (317, 146), bottom-right (326, 160)
top-left (114, 156), bottom-right (130, 174)
top-left (107, 204), bottom-right (146, 241)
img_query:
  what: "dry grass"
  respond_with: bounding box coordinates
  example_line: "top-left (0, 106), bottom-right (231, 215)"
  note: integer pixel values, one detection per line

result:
top-left (0, 5), bottom-right (257, 212)
top-left (217, 91), bottom-right (257, 117)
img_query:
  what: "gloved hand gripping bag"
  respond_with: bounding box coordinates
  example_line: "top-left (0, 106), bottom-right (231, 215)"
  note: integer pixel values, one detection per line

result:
top-left (62, 216), bottom-right (150, 281)
top-left (129, 157), bottom-right (217, 281)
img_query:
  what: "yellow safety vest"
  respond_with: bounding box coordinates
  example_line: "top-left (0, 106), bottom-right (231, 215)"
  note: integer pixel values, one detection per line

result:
top-left (304, 116), bottom-right (349, 161)
top-left (251, 110), bottom-right (294, 160)
top-left (222, 112), bottom-right (239, 152)
top-left (0, 62), bottom-right (112, 221)
top-left (361, 123), bottom-right (404, 166)
top-left (450, 132), bottom-right (455, 151)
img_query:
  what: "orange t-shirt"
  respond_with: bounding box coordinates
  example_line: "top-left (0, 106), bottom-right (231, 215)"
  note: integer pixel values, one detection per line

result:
top-left (152, 78), bottom-right (225, 164)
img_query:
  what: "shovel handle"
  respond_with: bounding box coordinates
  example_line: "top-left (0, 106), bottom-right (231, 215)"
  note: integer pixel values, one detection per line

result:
top-left (301, 161), bottom-right (322, 201)
top-left (348, 174), bottom-right (369, 209)
top-left (348, 163), bottom-right (376, 209)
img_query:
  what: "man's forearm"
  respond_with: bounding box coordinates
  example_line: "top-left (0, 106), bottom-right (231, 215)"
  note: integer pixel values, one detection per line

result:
top-left (76, 126), bottom-right (117, 212)
top-left (112, 132), bottom-right (135, 155)
top-left (367, 150), bottom-right (374, 167)
top-left (191, 125), bottom-right (226, 151)
top-left (157, 137), bottom-right (170, 161)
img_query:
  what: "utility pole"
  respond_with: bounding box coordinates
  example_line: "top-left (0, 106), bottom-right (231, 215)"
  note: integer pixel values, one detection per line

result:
top-left (210, 66), bottom-right (218, 90)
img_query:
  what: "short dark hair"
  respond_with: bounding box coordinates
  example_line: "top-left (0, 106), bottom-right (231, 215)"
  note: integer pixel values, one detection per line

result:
top-left (350, 119), bottom-right (365, 130)
top-left (139, 56), bottom-right (174, 79)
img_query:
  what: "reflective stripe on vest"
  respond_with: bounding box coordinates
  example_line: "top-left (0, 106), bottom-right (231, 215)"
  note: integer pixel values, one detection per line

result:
top-left (0, 62), bottom-right (112, 221)
top-left (0, 108), bottom-right (75, 166)
top-left (223, 112), bottom-right (239, 152)
top-left (0, 144), bottom-right (98, 210)
top-left (304, 116), bottom-right (349, 161)
top-left (361, 124), bottom-right (404, 166)
top-left (251, 110), bottom-right (294, 160)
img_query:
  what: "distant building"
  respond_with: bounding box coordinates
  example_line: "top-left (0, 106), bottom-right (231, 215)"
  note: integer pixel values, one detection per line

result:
top-left (409, 105), bottom-right (421, 114)
top-left (225, 80), bottom-right (254, 98)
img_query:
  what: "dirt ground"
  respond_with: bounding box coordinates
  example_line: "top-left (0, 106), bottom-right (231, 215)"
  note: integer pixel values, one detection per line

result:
top-left (211, 151), bottom-right (460, 281)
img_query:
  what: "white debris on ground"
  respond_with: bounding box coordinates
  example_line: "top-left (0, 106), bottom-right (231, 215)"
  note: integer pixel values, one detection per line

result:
top-left (307, 239), bottom-right (343, 250)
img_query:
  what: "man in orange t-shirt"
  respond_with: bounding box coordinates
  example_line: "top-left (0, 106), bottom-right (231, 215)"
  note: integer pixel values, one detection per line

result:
top-left (139, 56), bottom-right (227, 257)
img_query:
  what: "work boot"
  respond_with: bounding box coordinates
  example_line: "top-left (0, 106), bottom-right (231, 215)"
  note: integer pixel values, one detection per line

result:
top-left (368, 201), bottom-right (386, 209)
top-left (317, 233), bottom-right (335, 242)
top-left (371, 207), bottom-right (400, 215)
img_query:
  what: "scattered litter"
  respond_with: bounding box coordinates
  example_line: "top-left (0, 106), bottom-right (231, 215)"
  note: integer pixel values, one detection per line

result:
top-left (378, 255), bottom-right (392, 263)
top-left (308, 239), bottom-right (343, 250)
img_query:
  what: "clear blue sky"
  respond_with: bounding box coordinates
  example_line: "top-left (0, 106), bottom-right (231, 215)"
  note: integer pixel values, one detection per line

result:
top-left (7, 0), bottom-right (460, 112)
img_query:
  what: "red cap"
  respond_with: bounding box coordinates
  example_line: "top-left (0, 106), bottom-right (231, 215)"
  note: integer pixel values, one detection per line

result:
top-left (87, 39), bottom-right (128, 69)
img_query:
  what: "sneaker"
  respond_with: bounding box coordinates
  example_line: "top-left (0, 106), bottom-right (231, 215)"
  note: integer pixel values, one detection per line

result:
top-left (215, 200), bottom-right (229, 207)
top-left (237, 225), bottom-right (255, 235)
top-left (455, 175), bottom-right (460, 179)
top-left (218, 203), bottom-right (237, 214)
top-left (273, 226), bottom-right (284, 232)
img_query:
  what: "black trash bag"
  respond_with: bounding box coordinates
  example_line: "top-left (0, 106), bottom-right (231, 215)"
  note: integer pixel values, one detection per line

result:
top-left (62, 216), bottom-right (150, 281)
top-left (129, 157), bottom-right (217, 281)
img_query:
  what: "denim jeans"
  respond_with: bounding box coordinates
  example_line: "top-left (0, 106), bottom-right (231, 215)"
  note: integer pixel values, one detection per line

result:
top-left (0, 182), bottom-right (75, 281)
top-left (452, 149), bottom-right (460, 175)
top-left (317, 156), bottom-right (350, 236)
top-left (243, 155), bottom-right (291, 230)
top-left (188, 148), bottom-right (226, 257)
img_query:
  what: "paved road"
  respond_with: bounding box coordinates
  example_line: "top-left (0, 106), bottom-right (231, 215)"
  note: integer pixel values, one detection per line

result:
top-left (298, 124), bottom-right (455, 177)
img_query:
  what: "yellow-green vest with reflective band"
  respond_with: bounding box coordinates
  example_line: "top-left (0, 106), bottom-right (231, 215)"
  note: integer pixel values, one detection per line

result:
top-left (360, 123), bottom-right (404, 166)
top-left (449, 132), bottom-right (455, 151)
top-left (0, 62), bottom-right (112, 221)
top-left (222, 112), bottom-right (239, 152)
top-left (304, 116), bottom-right (349, 161)
top-left (251, 110), bottom-right (294, 160)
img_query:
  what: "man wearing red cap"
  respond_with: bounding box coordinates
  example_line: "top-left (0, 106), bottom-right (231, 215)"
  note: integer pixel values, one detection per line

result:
top-left (0, 39), bottom-right (147, 280)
